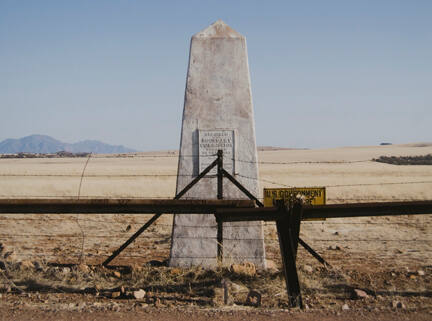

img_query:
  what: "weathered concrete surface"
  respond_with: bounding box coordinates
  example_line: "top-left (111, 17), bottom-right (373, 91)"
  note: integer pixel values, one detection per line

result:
top-left (169, 20), bottom-right (265, 268)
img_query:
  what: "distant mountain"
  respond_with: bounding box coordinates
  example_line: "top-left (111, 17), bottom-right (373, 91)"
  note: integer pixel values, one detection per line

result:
top-left (0, 135), bottom-right (137, 154)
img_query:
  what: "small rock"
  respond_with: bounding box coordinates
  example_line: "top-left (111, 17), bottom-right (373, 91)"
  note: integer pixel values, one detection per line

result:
top-left (113, 271), bottom-right (121, 278)
top-left (328, 245), bottom-right (341, 251)
top-left (303, 265), bottom-right (313, 274)
top-left (62, 267), bottom-right (70, 274)
top-left (352, 289), bottom-right (369, 299)
top-left (409, 274), bottom-right (417, 280)
top-left (334, 231), bottom-right (339, 235)
top-left (245, 290), bottom-right (261, 307)
top-left (418, 270), bottom-right (425, 276)
top-left (392, 300), bottom-right (406, 309)
top-left (120, 286), bottom-right (125, 294)
top-left (230, 262), bottom-right (256, 277)
top-left (111, 291), bottom-right (121, 299)
top-left (342, 303), bottom-right (350, 310)
top-left (133, 289), bottom-right (146, 300)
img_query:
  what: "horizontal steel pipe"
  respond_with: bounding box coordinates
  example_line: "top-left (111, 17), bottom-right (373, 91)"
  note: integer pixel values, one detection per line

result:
top-left (0, 198), bottom-right (255, 214)
top-left (302, 201), bottom-right (432, 219)
top-left (1, 199), bottom-right (431, 218)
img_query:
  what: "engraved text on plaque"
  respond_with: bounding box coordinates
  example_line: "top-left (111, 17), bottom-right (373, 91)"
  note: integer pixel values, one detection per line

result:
top-left (198, 129), bottom-right (235, 175)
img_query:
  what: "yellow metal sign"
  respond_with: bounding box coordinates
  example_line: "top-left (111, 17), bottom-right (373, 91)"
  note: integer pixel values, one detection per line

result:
top-left (263, 187), bottom-right (326, 207)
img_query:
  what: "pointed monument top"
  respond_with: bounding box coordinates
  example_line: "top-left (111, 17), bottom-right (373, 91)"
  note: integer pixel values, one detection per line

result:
top-left (193, 20), bottom-right (243, 39)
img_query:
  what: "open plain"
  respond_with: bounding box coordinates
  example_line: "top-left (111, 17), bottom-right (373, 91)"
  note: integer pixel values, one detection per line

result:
top-left (0, 143), bottom-right (432, 320)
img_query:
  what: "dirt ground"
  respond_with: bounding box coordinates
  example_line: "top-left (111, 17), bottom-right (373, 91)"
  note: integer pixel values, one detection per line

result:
top-left (0, 144), bottom-right (431, 319)
top-left (1, 305), bottom-right (432, 321)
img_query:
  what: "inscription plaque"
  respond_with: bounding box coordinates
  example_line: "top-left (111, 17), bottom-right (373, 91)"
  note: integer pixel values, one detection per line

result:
top-left (198, 129), bottom-right (235, 175)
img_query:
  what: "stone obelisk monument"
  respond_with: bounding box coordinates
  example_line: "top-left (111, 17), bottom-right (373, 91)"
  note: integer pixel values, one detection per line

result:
top-left (169, 20), bottom-right (265, 268)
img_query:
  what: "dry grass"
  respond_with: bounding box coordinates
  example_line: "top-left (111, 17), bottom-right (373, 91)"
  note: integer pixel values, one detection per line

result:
top-left (2, 258), bottom-right (431, 310)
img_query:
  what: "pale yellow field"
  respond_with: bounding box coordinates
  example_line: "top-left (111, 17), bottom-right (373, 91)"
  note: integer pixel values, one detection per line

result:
top-left (0, 144), bottom-right (431, 269)
top-left (0, 143), bottom-right (431, 201)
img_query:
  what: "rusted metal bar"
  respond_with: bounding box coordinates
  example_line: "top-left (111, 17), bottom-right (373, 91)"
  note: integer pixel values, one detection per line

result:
top-left (217, 150), bottom-right (223, 200)
top-left (276, 203), bottom-right (303, 308)
top-left (221, 169), bottom-right (264, 207)
top-left (217, 150), bottom-right (224, 264)
top-left (102, 213), bottom-right (162, 266)
top-left (298, 238), bottom-right (331, 267)
top-left (174, 157), bottom-right (218, 199)
top-left (0, 199), bottom-right (255, 214)
top-left (303, 201), bottom-right (432, 219)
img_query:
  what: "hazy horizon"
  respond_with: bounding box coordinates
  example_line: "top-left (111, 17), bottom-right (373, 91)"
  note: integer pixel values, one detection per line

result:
top-left (1, 133), bottom-right (431, 153)
top-left (1, 1), bottom-right (431, 151)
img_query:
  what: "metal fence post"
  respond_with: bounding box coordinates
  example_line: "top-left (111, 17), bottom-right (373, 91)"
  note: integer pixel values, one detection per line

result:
top-left (276, 201), bottom-right (303, 308)
top-left (217, 150), bottom-right (224, 264)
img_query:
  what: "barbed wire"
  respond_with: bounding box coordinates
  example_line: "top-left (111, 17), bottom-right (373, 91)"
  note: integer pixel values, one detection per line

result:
top-left (326, 197), bottom-right (430, 201)
top-left (4, 252), bottom-right (167, 259)
top-left (0, 195), bottom-right (176, 199)
top-left (1, 152), bottom-right (371, 164)
top-left (0, 234), bottom-right (169, 238)
top-left (229, 157), bottom-right (371, 165)
top-left (325, 181), bottom-right (432, 188)
top-left (0, 173), bottom-right (178, 177)
top-left (0, 153), bottom-right (209, 160)
top-left (236, 173), bottom-right (432, 189)
top-left (305, 239), bottom-right (432, 242)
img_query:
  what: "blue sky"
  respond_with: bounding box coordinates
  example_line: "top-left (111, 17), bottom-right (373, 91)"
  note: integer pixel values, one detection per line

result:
top-left (1, 1), bottom-right (431, 150)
